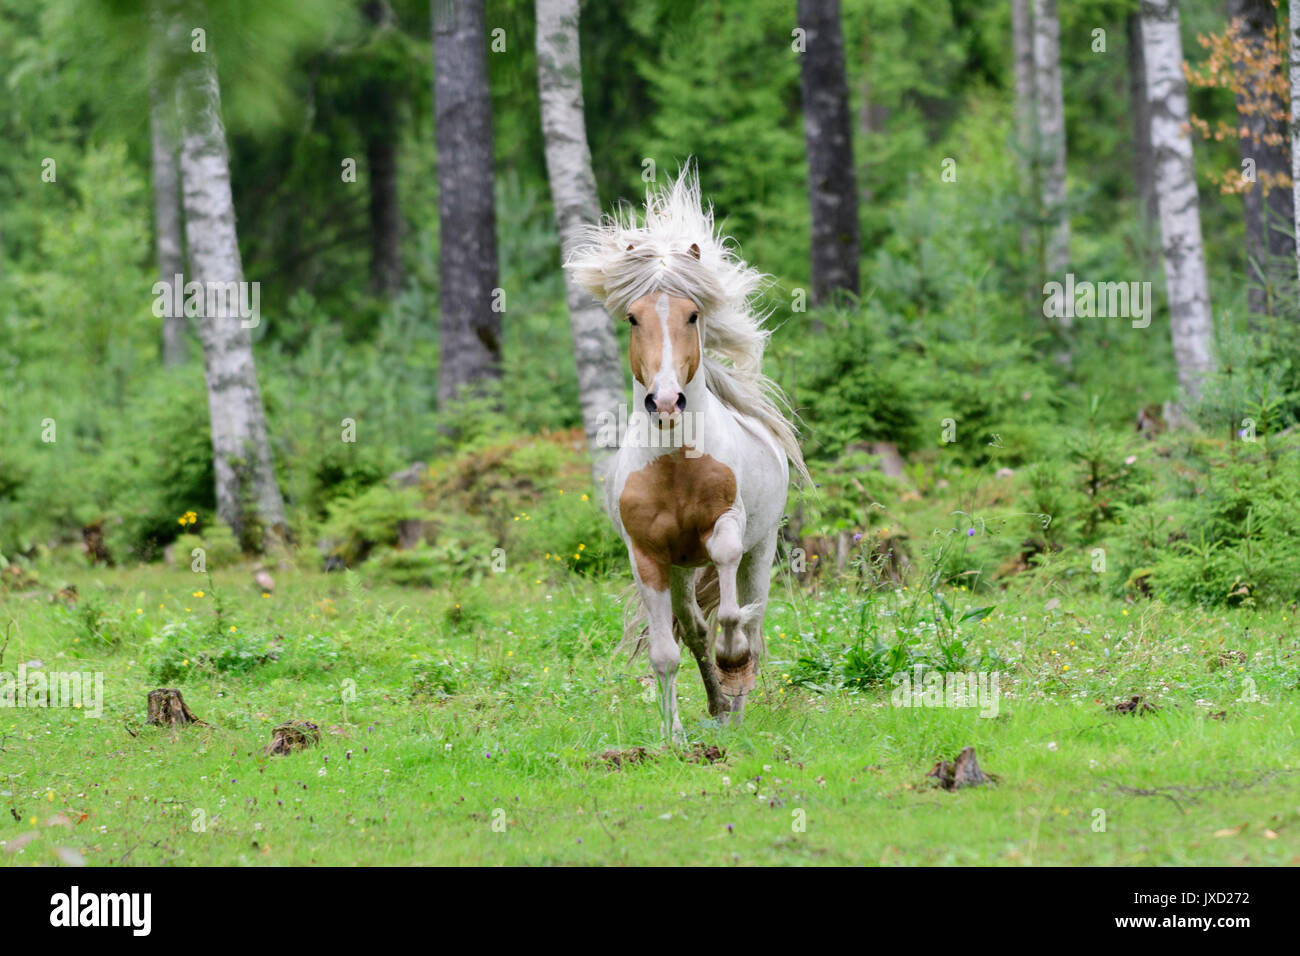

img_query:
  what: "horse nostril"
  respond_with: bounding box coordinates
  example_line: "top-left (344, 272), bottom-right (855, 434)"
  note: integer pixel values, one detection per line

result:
top-left (644, 393), bottom-right (657, 415)
top-left (676, 393), bottom-right (687, 411)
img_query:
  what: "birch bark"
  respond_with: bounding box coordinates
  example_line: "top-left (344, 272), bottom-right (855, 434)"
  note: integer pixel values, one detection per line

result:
top-left (536, 0), bottom-right (624, 481)
top-left (1141, 0), bottom-right (1216, 402)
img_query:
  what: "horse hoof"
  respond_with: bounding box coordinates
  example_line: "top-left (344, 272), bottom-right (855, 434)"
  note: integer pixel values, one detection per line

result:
top-left (715, 651), bottom-right (755, 696)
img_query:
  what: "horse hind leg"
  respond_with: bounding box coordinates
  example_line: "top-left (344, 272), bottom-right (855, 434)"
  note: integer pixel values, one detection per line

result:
top-left (705, 512), bottom-right (755, 699)
top-left (671, 566), bottom-right (728, 718)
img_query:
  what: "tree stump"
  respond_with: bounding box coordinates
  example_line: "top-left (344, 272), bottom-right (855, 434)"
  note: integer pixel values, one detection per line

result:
top-left (263, 720), bottom-right (321, 756)
top-left (927, 746), bottom-right (997, 791)
top-left (1111, 695), bottom-right (1157, 715)
top-left (146, 689), bottom-right (205, 728)
top-left (81, 521), bottom-right (113, 567)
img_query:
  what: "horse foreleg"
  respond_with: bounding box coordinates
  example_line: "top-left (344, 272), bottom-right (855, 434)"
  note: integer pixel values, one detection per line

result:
top-left (729, 529), bottom-right (779, 725)
top-left (639, 571), bottom-right (683, 743)
top-left (671, 567), bottom-right (728, 718)
top-left (706, 512), bottom-right (753, 702)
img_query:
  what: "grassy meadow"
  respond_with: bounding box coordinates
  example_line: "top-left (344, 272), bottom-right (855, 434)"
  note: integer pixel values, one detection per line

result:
top-left (2, 556), bottom-right (1297, 866)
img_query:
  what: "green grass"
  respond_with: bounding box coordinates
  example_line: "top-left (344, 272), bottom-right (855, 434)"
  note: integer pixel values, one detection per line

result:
top-left (1, 564), bottom-right (1298, 865)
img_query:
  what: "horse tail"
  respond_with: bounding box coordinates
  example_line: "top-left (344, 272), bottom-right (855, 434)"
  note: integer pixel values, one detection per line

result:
top-left (618, 582), bottom-right (648, 658)
top-left (617, 565), bottom-right (720, 659)
top-left (693, 565), bottom-right (720, 620)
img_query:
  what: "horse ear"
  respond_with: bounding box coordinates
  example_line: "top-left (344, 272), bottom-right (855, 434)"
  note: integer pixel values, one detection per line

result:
top-left (688, 242), bottom-right (701, 260)
top-left (626, 243), bottom-right (635, 252)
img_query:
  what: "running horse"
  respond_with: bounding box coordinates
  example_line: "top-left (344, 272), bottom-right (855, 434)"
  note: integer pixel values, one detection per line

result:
top-left (566, 169), bottom-right (810, 740)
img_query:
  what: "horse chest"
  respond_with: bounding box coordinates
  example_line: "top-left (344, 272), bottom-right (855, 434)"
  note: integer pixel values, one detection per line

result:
top-left (618, 449), bottom-right (737, 589)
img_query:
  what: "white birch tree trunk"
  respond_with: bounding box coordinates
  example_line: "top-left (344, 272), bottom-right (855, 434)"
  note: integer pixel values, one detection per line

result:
top-left (150, 84), bottom-right (187, 367)
top-left (1033, 0), bottom-right (1070, 290)
top-left (1141, 0), bottom-right (1215, 403)
top-left (1012, 0), bottom-right (1035, 251)
top-left (1127, 13), bottom-right (1157, 240)
top-left (176, 37), bottom-right (287, 543)
top-left (535, 0), bottom-right (624, 482)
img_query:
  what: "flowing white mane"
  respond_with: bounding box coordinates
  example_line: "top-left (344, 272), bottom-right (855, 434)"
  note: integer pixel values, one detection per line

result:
top-left (564, 167), bottom-right (810, 485)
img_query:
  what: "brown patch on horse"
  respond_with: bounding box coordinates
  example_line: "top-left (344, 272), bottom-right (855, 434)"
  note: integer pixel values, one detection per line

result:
top-left (625, 293), bottom-right (701, 389)
top-left (619, 449), bottom-right (736, 591)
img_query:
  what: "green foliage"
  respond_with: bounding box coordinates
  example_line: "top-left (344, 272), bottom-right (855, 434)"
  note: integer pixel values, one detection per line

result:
top-left (628, 0), bottom-right (807, 278)
top-left (1195, 327), bottom-right (1300, 442)
top-left (365, 520), bottom-right (498, 588)
top-left (790, 450), bottom-right (902, 538)
top-left (510, 488), bottom-right (622, 577)
top-left (790, 305), bottom-right (924, 459)
top-left (150, 629), bottom-right (282, 683)
top-left (787, 584), bottom-right (997, 693)
top-left (0, 0), bottom-right (1291, 628)
top-left (62, 591), bottom-right (139, 651)
top-left (79, 377), bottom-right (216, 563)
top-left (917, 339), bottom-right (1059, 467)
top-left (148, 576), bottom-right (344, 682)
top-left (322, 485), bottom-right (424, 567)
top-left (149, 626), bottom-right (344, 683)
top-left (175, 523), bottom-right (242, 571)
top-left (1113, 439), bottom-right (1300, 607)
top-left (408, 655), bottom-right (469, 701)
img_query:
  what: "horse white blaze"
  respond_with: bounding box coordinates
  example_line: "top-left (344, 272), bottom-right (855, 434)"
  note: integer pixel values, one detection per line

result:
top-left (651, 293), bottom-right (682, 417)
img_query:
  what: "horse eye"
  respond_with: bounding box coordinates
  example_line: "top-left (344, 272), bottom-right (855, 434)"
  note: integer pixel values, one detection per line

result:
top-left (688, 312), bottom-right (699, 324)
top-left (626, 314), bottom-right (638, 326)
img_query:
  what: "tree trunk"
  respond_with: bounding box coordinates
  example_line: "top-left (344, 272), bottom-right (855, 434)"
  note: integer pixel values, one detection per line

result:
top-left (797, 0), bottom-right (860, 307)
top-left (1012, 0), bottom-right (1036, 262)
top-left (432, 0), bottom-right (502, 405)
top-left (149, 3), bottom-right (187, 368)
top-left (1291, 0), bottom-right (1300, 294)
top-left (151, 83), bottom-right (188, 367)
top-left (535, 0), bottom-right (624, 481)
top-left (366, 129), bottom-right (402, 297)
top-left (1229, 0), bottom-right (1294, 323)
top-left (146, 688), bottom-right (206, 728)
top-left (1142, 0), bottom-right (1215, 402)
top-left (1127, 12), bottom-right (1158, 239)
top-left (364, 0), bottom-right (402, 299)
top-left (176, 37), bottom-right (288, 544)
top-left (1033, 0), bottom-right (1070, 286)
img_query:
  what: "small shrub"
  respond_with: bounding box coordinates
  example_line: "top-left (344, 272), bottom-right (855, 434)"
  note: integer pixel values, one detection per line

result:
top-left (150, 629), bottom-right (282, 683)
top-left (322, 485), bottom-right (424, 566)
top-left (511, 488), bottom-right (621, 576)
